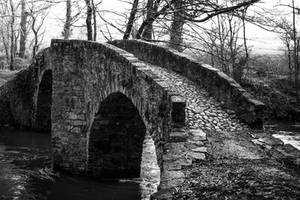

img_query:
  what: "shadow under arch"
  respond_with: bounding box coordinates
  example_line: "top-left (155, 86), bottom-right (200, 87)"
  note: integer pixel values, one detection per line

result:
top-left (35, 69), bottom-right (52, 132)
top-left (88, 92), bottom-right (147, 178)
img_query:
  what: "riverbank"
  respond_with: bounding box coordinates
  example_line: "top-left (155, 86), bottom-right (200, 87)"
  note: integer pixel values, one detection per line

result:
top-left (241, 75), bottom-right (300, 121)
top-left (173, 158), bottom-right (300, 200)
top-left (154, 128), bottom-right (300, 200)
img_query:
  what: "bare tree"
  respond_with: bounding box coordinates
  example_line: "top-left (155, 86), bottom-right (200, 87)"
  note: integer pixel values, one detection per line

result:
top-left (8, 0), bottom-right (18, 70)
top-left (136, 0), bottom-right (174, 39)
top-left (195, 8), bottom-right (245, 82)
top-left (241, 5), bottom-right (249, 73)
top-left (123, 0), bottom-right (139, 39)
top-left (19, 0), bottom-right (28, 58)
top-left (0, 0), bottom-right (10, 64)
top-left (91, 0), bottom-right (97, 40)
top-left (62, 0), bottom-right (72, 39)
top-left (169, 0), bottom-right (185, 51)
top-left (292, 0), bottom-right (299, 102)
top-left (135, 0), bottom-right (259, 39)
top-left (276, 18), bottom-right (294, 80)
top-left (0, 26), bottom-right (10, 64)
top-left (28, 0), bottom-right (49, 58)
top-left (85, 0), bottom-right (93, 40)
top-left (141, 0), bottom-right (160, 40)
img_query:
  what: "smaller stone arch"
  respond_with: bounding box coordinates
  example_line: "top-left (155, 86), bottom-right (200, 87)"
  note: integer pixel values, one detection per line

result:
top-left (87, 92), bottom-right (147, 178)
top-left (0, 49), bottom-right (52, 129)
top-left (34, 69), bottom-right (52, 131)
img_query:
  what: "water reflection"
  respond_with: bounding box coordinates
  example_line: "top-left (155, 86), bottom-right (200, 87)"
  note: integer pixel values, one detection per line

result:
top-left (0, 127), bottom-right (161, 200)
top-left (48, 174), bottom-right (140, 200)
top-left (140, 134), bottom-right (160, 200)
top-left (273, 132), bottom-right (300, 150)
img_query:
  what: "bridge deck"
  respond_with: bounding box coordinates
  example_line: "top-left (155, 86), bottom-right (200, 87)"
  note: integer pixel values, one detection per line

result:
top-left (142, 62), bottom-right (248, 132)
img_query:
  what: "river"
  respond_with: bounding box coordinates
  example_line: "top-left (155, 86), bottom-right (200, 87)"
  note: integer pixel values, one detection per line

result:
top-left (0, 127), bottom-right (159, 200)
top-left (2, 121), bottom-right (299, 200)
top-left (265, 120), bottom-right (300, 150)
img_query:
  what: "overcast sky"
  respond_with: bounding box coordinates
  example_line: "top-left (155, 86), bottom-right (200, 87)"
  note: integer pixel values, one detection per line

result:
top-left (42, 0), bottom-right (300, 55)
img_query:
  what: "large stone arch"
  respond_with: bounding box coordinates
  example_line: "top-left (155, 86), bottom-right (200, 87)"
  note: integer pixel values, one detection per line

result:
top-left (50, 40), bottom-right (185, 178)
top-left (87, 92), bottom-right (146, 178)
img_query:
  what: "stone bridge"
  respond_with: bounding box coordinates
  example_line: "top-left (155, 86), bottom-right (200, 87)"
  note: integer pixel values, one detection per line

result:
top-left (1, 39), bottom-right (285, 197)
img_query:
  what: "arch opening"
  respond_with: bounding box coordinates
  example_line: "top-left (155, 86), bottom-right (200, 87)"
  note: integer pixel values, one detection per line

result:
top-left (35, 69), bottom-right (52, 132)
top-left (88, 92), bottom-right (146, 178)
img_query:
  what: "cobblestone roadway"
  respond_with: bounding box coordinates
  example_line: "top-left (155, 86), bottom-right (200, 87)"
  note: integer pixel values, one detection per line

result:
top-left (144, 63), bottom-right (248, 132)
top-left (139, 61), bottom-right (254, 197)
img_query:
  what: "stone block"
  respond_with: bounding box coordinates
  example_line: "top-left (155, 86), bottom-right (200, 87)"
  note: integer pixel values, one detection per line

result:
top-left (192, 147), bottom-right (207, 153)
top-left (186, 152), bottom-right (206, 160)
top-left (160, 170), bottom-right (185, 189)
top-left (189, 129), bottom-right (206, 141)
top-left (169, 130), bottom-right (188, 142)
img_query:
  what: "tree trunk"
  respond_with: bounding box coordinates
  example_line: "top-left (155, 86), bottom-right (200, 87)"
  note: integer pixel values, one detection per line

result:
top-left (169, 0), bottom-right (185, 51)
top-left (287, 42), bottom-right (292, 81)
top-left (9, 0), bottom-right (15, 70)
top-left (141, 0), bottom-right (159, 40)
top-left (242, 7), bottom-right (249, 75)
top-left (136, 0), bottom-right (175, 39)
top-left (14, 32), bottom-right (19, 56)
top-left (85, 0), bottom-right (93, 40)
top-left (123, 0), bottom-right (139, 39)
top-left (63, 0), bottom-right (72, 39)
top-left (31, 16), bottom-right (38, 58)
top-left (19, 0), bottom-right (28, 58)
top-left (2, 38), bottom-right (9, 64)
top-left (295, 39), bottom-right (300, 102)
top-left (92, 0), bottom-right (97, 41)
top-left (292, 0), bottom-right (299, 102)
top-left (228, 15), bottom-right (236, 76)
top-left (217, 14), bottom-right (227, 73)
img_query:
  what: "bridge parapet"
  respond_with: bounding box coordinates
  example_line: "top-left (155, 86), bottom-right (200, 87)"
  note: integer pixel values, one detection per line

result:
top-left (111, 40), bottom-right (265, 129)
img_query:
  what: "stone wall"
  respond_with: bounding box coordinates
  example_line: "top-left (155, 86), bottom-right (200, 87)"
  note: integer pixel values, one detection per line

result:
top-left (111, 40), bottom-right (266, 129)
top-left (50, 40), bottom-right (185, 175)
top-left (0, 49), bottom-right (51, 130)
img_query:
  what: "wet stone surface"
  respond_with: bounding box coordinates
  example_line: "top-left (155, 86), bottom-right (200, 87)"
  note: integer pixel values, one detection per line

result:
top-left (173, 159), bottom-right (300, 200)
top-left (156, 128), bottom-right (300, 200)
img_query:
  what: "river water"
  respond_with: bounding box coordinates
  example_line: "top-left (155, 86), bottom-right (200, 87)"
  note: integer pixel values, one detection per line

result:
top-left (265, 121), bottom-right (300, 150)
top-left (0, 127), bottom-right (160, 200)
top-left (2, 122), bottom-right (299, 200)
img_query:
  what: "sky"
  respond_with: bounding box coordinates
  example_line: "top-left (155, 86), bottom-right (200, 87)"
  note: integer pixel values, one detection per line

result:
top-left (42, 0), bottom-right (300, 55)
